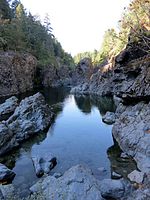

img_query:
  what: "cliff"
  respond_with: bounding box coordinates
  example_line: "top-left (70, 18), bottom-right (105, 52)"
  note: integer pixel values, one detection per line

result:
top-left (71, 38), bottom-right (150, 102)
top-left (0, 51), bottom-right (37, 98)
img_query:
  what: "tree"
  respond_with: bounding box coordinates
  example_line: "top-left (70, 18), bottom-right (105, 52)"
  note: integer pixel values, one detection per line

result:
top-left (0, 0), bottom-right (12, 19)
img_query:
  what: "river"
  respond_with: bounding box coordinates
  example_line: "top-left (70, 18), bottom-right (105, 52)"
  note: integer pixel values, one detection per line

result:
top-left (1, 87), bottom-right (136, 197)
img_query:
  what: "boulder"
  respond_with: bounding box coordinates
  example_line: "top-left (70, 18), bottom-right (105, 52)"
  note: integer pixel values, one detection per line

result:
top-left (102, 111), bottom-right (116, 124)
top-left (30, 164), bottom-right (103, 200)
top-left (0, 96), bottom-right (18, 121)
top-left (100, 179), bottom-right (125, 199)
top-left (0, 51), bottom-right (37, 97)
top-left (0, 92), bottom-right (54, 155)
top-left (0, 163), bottom-right (15, 183)
top-left (128, 170), bottom-right (145, 184)
top-left (31, 152), bottom-right (57, 177)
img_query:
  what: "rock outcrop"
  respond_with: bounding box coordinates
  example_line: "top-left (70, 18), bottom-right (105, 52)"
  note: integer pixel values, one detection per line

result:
top-left (30, 164), bottom-right (104, 200)
top-left (0, 51), bottom-right (37, 97)
top-left (72, 57), bottom-right (93, 85)
top-left (0, 93), bottom-right (54, 156)
top-left (71, 41), bottom-right (150, 100)
top-left (113, 102), bottom-right (150, 174)
top-left (41, 64), bottom-right (72, 87)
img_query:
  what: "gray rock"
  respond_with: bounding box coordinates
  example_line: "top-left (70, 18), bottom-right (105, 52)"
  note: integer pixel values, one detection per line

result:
top-left (0, 96), bottom-right (18, 121)
top-left (31, 152), bottom-right (57, 177)
top-left (70, 83), bottom-right (89, 95)
top-left (100, 179), bottom-right (125, 199)
top-left (102, 111), bottom-right (116, 124)
top-left (113, 102), bottom-right (150, 174)
top-left (0, 184), bottom-right (19, 200)
top-left (113, 95), bottom-right (123, 106)
top-left (0, 92), bottom-right (54, 155)
top-left (0, 189), bottom-right (4, 200)
top-left (53, 172), bottom-right (62, 178)
top-left (128, 170), bottom-right (145, 184)
top-left (127, 188), bottom-right (150, 200)
top-left (0, 163), bottom-right (15, 183)
top-left (30, 164), bottom-right (103, 200)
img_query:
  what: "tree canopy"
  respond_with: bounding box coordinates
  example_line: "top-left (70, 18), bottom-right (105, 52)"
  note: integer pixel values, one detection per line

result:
top-left (0, 0), bottom-right (74, 68)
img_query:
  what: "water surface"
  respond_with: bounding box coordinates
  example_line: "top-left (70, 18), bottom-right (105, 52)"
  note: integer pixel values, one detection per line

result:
top-left (2, 87), bottom-right (135, 196)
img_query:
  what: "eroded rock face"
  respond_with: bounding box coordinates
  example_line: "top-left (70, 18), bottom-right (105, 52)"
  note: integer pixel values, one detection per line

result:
top-left (113, 102), bottom-right (150, 174)
top-left (0, 96), bottom-right (18, 121)
top-left (71, 41), bottom-right (150, 100)
top-left (41, 65), bottom-right (72, 87)
top-left (30, 164), bottom-right (104, 200)
top-left (0, 93), bottom-right (54, 155)
top-left (0, 51), bottom-right (37, 97)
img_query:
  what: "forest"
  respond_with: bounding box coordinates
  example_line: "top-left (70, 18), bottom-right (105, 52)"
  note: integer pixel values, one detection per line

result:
top-left (0, 0), bottom-right (74, 67)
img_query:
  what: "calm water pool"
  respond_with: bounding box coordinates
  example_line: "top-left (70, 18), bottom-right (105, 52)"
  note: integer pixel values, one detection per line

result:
top-left (2, 87), bottom-right (132, 196)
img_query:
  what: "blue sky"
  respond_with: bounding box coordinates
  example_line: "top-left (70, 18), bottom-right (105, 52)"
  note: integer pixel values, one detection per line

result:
top-left (21, 0), bottom-right (131, 55)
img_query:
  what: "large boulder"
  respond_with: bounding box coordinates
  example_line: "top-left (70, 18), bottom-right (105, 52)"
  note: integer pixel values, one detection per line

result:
top-left (0, 51), bottom-right (37, 97)
top-left (0, 96), bottom-right (18, 121)
top-left (0, 93), bottom-right (54, 155)
top-left (0, 163), bottom-right (15, 183)
top-left (100, 179), bottom-right (125, 199)
top-left (30, 164), bottom-right (104, 200)
top-left (102, 111), bottom-right (116, 124)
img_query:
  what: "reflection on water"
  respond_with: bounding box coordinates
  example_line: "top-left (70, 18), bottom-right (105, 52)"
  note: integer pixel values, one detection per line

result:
top-left (74, 94), bottom-right (116, 115)
top-left (0, 88), bottom-right (135, 196)
top-left (107, 138), bottom-right (137, 179)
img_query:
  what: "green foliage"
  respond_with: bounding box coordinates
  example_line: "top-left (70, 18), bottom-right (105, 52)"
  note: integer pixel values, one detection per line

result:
top-left (0, 0), bottom-right (12, 19)
top-left (74, 0), bottom-right (150, 66)
top-left (0, 0), bottom-right (74, 67)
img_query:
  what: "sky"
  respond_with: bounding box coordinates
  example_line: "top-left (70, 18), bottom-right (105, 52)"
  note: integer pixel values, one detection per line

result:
top-left (21, 0), bottom-right (131, 56)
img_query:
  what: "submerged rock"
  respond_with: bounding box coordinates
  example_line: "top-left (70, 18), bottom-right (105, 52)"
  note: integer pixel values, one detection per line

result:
top-left (0, 96), bottom-right (18, 121)
top-left (30, 164), bottom-right (103, 200)
top-left (31, 152), bottom-right (57, 177)
top-left (0, 93), bottom-right (54, 155)
top-left (0, 163), bottom-right (15, 183)
top-left (102, 111), bottom-right (116, 124)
